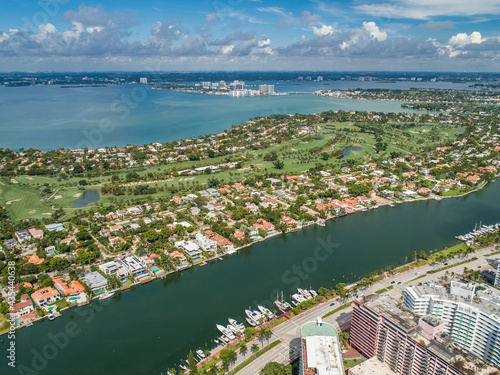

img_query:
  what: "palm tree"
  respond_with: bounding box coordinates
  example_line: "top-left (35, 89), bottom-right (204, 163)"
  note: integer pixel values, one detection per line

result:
top-left (227, 350), bottom-right (237, 369)
top-left (261, 327), bottom-right (272, 346)
top-left (251, 343), bottom-right (259, 355)
top-left (239, 343), bottom-right (248, 358)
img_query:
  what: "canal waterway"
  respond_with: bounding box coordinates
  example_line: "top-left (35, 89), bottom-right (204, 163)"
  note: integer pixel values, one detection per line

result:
top-left (3, 180), bottom-right (500, 374)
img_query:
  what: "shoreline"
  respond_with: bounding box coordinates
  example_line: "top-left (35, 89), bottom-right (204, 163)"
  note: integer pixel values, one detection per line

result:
top-left (4, 178), bottom-right (493, 337)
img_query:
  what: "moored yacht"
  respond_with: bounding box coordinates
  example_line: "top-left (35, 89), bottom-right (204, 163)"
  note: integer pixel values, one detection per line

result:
top-left (298, 288), bottom-right (312, 300)
top-left (228, 318), bottom-right (245, 332)
top-left (258, 305), bottom-right (276, 319)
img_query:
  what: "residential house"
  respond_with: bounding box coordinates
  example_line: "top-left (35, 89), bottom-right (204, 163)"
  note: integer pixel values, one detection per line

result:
top-left (119, 256), bottom-right (149, 280)
top-left (28, 228), bottom-right (44, 239)
top-left (9, 294), bottom-right (35, 321)
top-left (175, 240), bottom-right (203, 258)
top-left (196, 233), bottom-right (217, 253)
top-left (99, 261), bottom-right (129, 283)
top-left (53, 279), bottom-right (85, 296)
top-left (82, 271), bottom-right (108, 293)
top-left (31, 287), bottom-right (61, 307)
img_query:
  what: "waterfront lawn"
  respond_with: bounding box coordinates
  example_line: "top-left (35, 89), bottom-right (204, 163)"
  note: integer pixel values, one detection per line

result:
top-left (442, 188), bottom-right (466, 196)
top-left (429, 243), bottom-right (467, 262)
top-left (0, 183), bottom-right (54, 221)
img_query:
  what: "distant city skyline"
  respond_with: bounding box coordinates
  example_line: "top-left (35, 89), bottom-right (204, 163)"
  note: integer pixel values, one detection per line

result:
top-left (0, 0), bottom-right (499, 72)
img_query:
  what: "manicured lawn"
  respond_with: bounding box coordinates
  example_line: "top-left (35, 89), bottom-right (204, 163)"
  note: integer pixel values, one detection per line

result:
top-left (429, 243), bottom-right (467, 262)
top-left (0, 183), bottom-right (54, 221)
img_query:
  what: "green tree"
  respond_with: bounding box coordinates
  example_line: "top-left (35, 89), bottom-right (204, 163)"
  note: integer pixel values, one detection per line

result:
top-left (260, 362), bottom-right (292, 375)
top-left (239, 343), bottom-right (248, 358)
top-left (251, 344), bottom-right (259, 355)
top-left (272, 159), bottom-right (285, 170)
top-left (188, 350), bottom-right (198, 375)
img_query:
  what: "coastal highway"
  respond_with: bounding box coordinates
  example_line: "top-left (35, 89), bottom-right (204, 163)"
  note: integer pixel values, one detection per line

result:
top-left (228, 246), bottom-right (498, 374)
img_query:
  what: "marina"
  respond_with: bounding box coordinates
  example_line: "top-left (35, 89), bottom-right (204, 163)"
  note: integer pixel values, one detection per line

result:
top-left (5, 180), bottom-right (500, 375)
top-left (456, 222), bottom-right (500, 242)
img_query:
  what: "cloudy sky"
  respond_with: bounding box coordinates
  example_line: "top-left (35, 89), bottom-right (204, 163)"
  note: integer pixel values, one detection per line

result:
top-left (0, 0), bottom-right (499, 71)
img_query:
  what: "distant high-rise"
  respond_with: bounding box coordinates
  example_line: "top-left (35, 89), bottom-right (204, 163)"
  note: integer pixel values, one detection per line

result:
top-left (259, 84), bottom-right (274, 95)
top-left (139, 77), bottom-right (148, 84)
top-left (350, 294), bottom-right (495, 375)
top-left (404, 282), bottom-right (500, 368)
top-left (300, 318), bottom-right (345, 375)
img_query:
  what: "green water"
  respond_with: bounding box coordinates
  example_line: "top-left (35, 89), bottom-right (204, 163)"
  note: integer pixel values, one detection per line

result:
top-left (3, 181), bottom-right (500, 374)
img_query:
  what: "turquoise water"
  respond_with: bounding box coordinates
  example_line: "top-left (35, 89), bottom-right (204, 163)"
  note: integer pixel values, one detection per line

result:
top-left (71, 190), bottom-right (100, 208)
top-left (0, 81), bottom-right (469, 150)
top-left (3, 181), bottom-right (500, 375)
top-left (68, 297), bottom-right (80, 301)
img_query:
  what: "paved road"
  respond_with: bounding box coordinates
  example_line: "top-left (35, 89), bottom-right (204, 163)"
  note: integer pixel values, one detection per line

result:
top-left (228, 246), bottom-right (498, 375)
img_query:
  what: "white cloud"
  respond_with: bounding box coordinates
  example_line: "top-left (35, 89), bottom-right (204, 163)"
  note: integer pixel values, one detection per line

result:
top-left (312, 25), bottom-right (334, 36)
top-left (362, 21), bottom-right (387, 42)
top-left (449, 31), bottom-right (485, 47)
top-left (355, 0), bottom-right (500, 20)
top-left (38, 23), bottom-right (57, 35)
top-left (0, 32), bottom-right (9, 43)
top-left (221, 44), bottom-right (235, 54)
top-left (258, 38), bottom-right (271, 47)
top-left (257, 7), bottom-right (289, 17)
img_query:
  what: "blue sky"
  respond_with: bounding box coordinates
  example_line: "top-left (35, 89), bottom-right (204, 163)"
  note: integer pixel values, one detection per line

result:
top-left (0, 0), bottom-right (499, 71)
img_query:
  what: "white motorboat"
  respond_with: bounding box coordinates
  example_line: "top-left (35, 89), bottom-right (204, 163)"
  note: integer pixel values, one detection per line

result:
top-left (292, 293), bottom-right (306, 304)
top-left (99, 291), bottom-right (115, 300)
top-left (298, 288), bottom-right (312, 300)
top-left (258, 305), bottom-right (276, 319)
top-left (228, 318), bottom-right (245, 332)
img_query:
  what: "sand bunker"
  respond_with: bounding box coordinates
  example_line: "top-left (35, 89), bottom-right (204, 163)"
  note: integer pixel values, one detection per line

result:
top-left (72, 193), bottom-right (82, 198)
top-left (54, 195), bottom-right (63, 199)
top-left (42, 213), bottom-right (52, 216)
top-left (25, 176), bottom-right (34, 180)
top-left (6, 199), bottom-right (22, 205)
top-left (28, 210), bottom-right (36, 214)
top-left (10, 179), bottom-right (18, 184)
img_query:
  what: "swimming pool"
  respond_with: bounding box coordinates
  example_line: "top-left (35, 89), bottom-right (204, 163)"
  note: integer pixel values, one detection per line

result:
top-left (69, 297), bottom-right (80, 301)
top-left (151, 266), bottom-right (160, 273)
top-left (47, 306), bottom-right (55, 311)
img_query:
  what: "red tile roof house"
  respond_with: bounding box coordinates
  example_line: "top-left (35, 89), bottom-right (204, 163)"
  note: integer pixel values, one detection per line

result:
top-left (466, 175), bottom-right (480, 184)
top-left (26, 254), bottom-right (45, 265)
top-left (9, 294), bottom-right (35, 321)
top-left (233, 229), bottom-right (245, 240)
top-left (54, 279), bottom-right (85, 296)
top-left (253, 219), bottom-right (275, 232)
top-left (417, 187), bottom-right (431, 195)
top-left (31, 287), bottom-right (61, 308)
top-left (205, 230), bottom-right (234, 251)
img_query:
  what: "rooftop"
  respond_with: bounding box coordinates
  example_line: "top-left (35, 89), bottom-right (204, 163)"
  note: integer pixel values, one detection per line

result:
top-left (365, 294), bottom-right (418, 331)
top-left (348, 357), bottom-right (395, 375)
top-left (302, 321), bottom-right (344, 375)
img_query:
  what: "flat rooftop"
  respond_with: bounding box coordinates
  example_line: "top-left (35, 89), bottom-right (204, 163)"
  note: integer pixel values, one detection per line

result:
top-left (302, 321), bottom-right (344, 375)
top-left (365, 294), bottom-right (418, 331)
top-left (411, 284), bottom-right (500, 320)
top-left (348, 357), bottom-right (395, 375)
